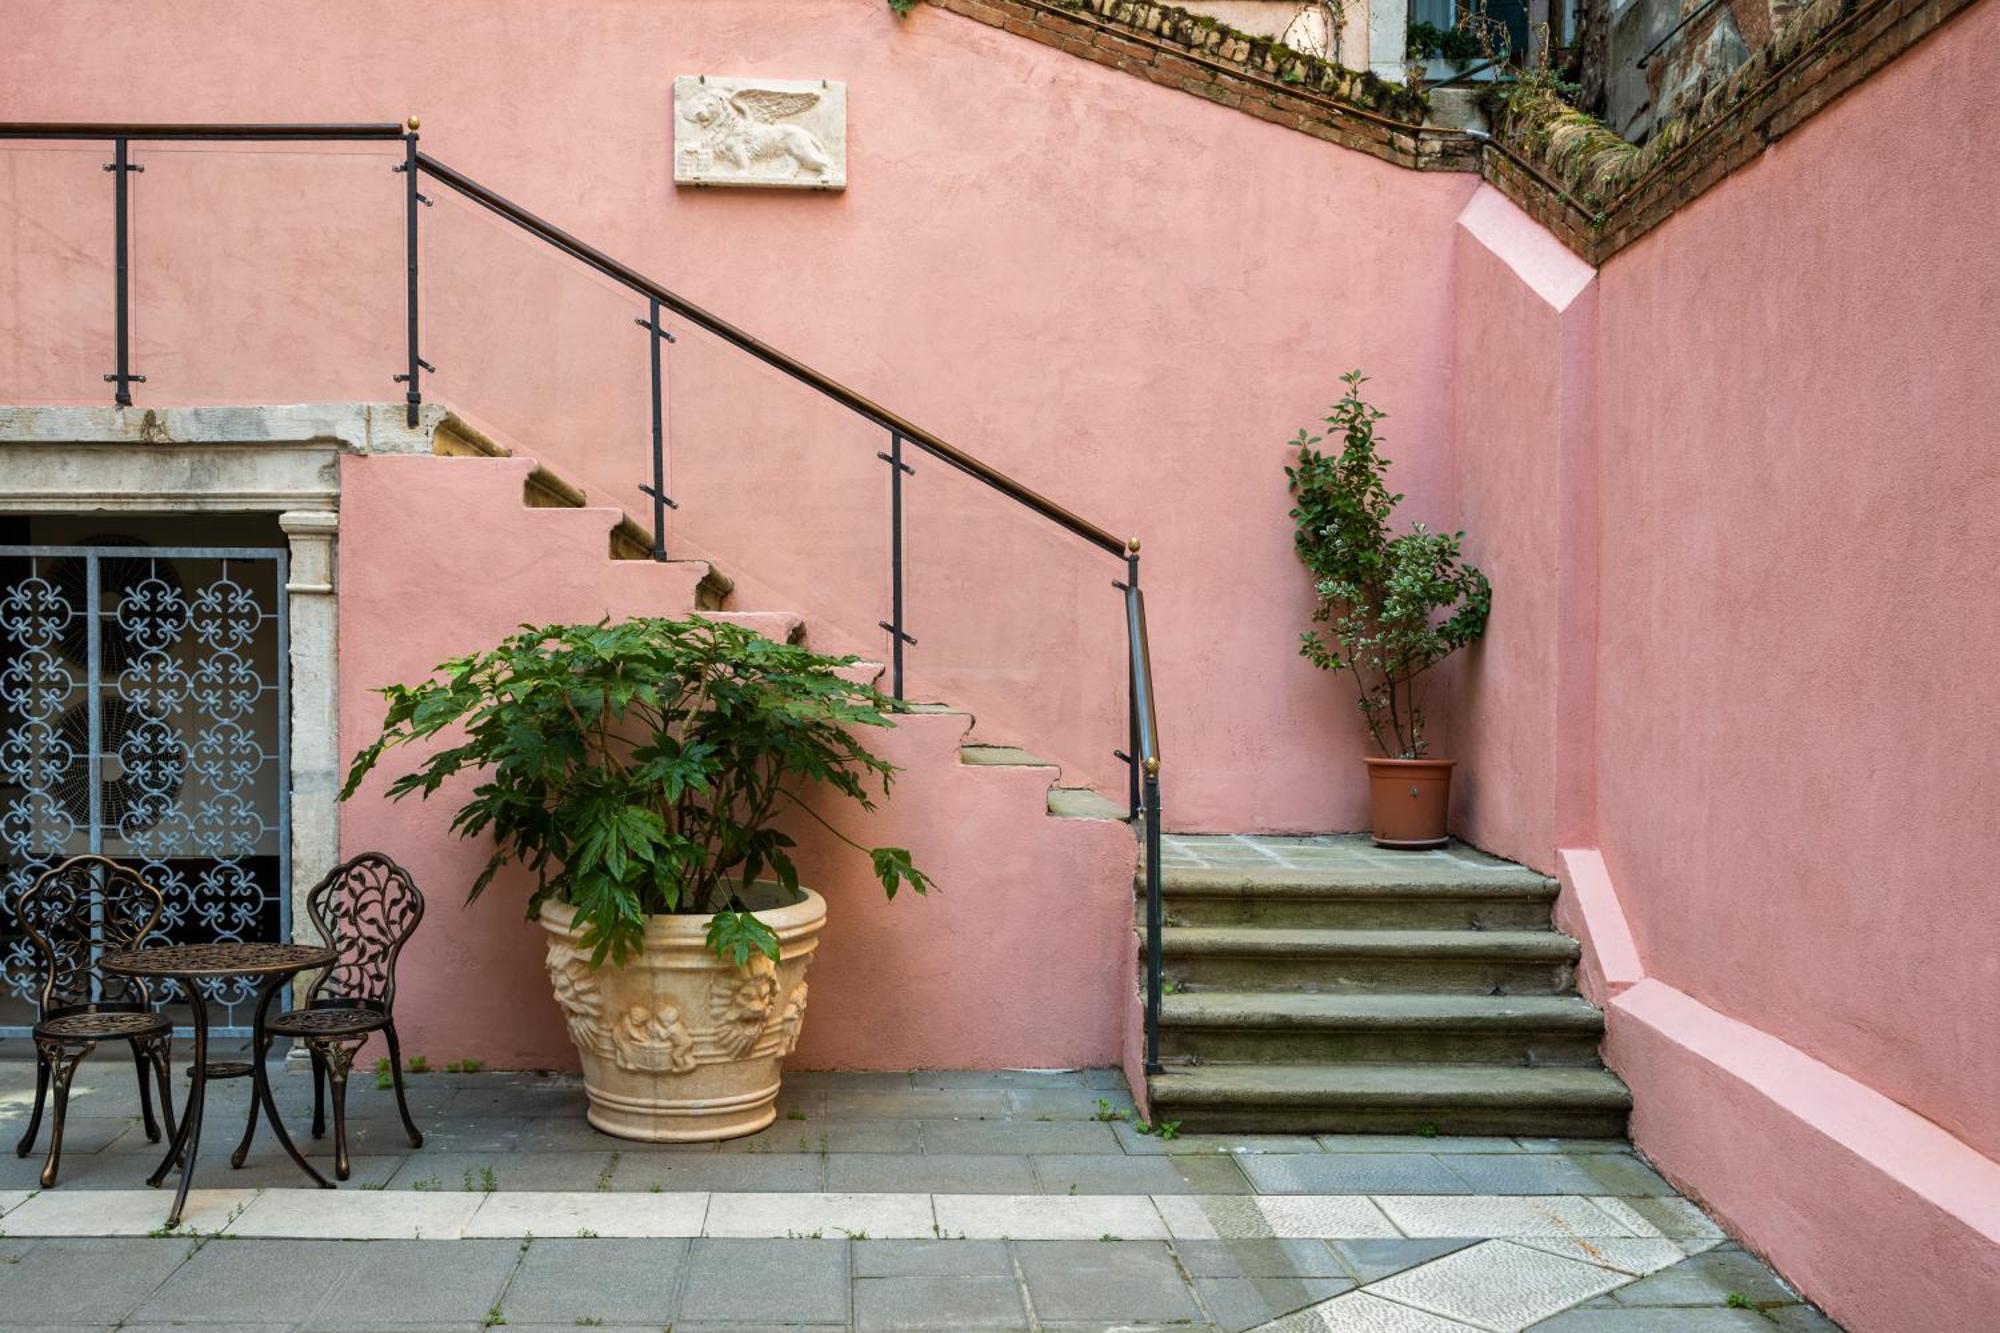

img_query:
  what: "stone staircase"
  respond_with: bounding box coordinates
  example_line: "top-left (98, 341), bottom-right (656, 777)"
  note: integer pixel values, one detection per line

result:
top-left (420, 413), bottom-right (1130, 828)
top-left (1141, 836), bottom-right (1632, 1136)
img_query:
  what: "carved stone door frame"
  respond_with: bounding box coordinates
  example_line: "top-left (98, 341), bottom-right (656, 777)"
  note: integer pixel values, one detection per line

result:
top-left (0, 402), bottom-right (440, 943)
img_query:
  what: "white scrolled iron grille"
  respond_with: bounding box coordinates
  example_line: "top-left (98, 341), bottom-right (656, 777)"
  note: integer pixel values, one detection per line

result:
top-left (0, 544), bottom-right (291, 1036)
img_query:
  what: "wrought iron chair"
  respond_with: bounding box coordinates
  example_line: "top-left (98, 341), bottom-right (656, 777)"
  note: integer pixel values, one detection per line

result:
top-left (252, 852), bottom-right (425, 1180)
top-left (12, 854), bottom-right (176, 1188)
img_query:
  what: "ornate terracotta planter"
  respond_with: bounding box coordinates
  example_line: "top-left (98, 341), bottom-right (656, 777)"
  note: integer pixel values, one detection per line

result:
top-left (1364, 757), bottom-right (1455, 850)
top-left (538, 883), bottom-right (824, 1142)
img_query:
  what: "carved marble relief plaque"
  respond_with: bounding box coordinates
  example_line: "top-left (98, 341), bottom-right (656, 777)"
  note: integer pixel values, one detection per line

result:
top-left (673, 75), bottom-right (847, 190)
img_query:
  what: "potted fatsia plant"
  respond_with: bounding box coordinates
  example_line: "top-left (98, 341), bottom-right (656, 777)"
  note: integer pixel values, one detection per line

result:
top-left (341, 616), bottom-right (930, 1141)
top-left (1287, 370), bottom-right (1491, 848)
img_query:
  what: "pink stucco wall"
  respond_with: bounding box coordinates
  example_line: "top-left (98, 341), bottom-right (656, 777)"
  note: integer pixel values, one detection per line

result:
top-left (1442, 6), bottom-right (2000, 1326)
top-left (336, 453), bottom-right (1135, 1070)
top-left (1590, 0), bottom-right (2000, 1163)
top-left (1446, 187), bottom-right (1599, 875)
top-left (0, 0), bottom-right (1482, 833)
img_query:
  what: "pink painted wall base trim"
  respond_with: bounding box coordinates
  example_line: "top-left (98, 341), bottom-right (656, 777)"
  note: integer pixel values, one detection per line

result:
top-left (1559, 848), bottom-right (2000, 1331)
top-left (1554, 848), bottom-right (1643, 1003)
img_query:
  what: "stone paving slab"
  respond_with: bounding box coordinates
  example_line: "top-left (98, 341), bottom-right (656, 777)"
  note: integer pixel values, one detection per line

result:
top-left (0, 1063), bottom-right (1837, 1330)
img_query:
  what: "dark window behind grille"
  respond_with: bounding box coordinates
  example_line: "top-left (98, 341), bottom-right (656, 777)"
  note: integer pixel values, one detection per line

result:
top-left (0, 543), bottom-right (290, 1035)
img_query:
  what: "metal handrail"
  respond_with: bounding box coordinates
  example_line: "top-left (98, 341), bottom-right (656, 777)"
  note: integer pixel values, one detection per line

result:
top-left (411, 152), bottom-right (1127, 559)
top-left (0, 119), bottom-right (1169, 1071)
top-left (0, 123), bottom-right (407, 141)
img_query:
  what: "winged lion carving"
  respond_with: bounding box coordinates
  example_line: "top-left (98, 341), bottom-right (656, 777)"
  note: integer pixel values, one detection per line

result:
top-left (680, 85), bottom-right (833, 179)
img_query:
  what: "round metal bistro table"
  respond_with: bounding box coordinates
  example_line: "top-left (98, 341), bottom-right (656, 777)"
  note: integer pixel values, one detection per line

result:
top-left (99, 942), bottom-right (338, 1228)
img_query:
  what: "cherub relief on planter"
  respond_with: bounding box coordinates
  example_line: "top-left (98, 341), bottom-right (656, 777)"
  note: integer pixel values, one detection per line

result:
top-left (611, 1002), bottom-right (697, 1074)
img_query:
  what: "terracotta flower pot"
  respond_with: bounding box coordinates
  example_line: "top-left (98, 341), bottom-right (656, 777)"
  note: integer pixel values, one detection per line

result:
top-left (537, 883), bottom-right (824, 1142)
top-left (1364, 757), bottom-right (1455, 850)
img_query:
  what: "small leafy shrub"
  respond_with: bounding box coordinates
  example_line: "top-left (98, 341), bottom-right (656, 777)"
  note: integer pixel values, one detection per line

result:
top-left (1406, 20), bottom-right (1485, 67)
top-left (1287, 371), bottom-right (1490, 759)
top-left (342, 617), bottom-right (932, 969)
top-left (887, 0), bottom-right (918, 15)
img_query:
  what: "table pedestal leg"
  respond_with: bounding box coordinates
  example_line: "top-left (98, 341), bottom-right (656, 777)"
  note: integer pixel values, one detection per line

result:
top-left (149, 985), bottom-right (206, 1230)
top-left (240, 973), bottom-right (331, 1188)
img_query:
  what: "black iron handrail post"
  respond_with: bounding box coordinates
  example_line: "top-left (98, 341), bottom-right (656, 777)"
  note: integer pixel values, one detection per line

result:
top-left (877, 431), bottom-right (915, 701)
top-left (1124, 542), bottom-right (1142, 817)
top-left (635, 295), bottom-right (677, 561)
top-left (102, 136), bottom-right (142, 405)
top-left (391, 120), bottom-right (433, 427)
top-left (1127, 582), bottom-right (1163, 1074)
top-left (1143, 758), bottom-right (1163, 1074)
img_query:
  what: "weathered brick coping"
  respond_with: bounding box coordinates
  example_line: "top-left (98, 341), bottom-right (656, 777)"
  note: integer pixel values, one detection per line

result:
top-left (934, 0), bottom-right (1471, 171)
top-left (0, 1186), bottom-right (1721, 1241)
top-left (939, 0), bottom-right (1988, 263)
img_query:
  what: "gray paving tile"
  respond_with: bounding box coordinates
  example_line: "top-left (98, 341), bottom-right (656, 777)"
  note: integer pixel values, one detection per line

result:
top-left (678, 1238), bottom-right (849, 1323)
top-left (1174, 1238), bottom-right (1347, 1278)
top-left (6, 1116), bottom-right (138, 1156)
top-left (1515, 1138), bottom-right (1641, 1154)
top-left (823, 1088), bottom-right (1011, 1119)
top-left (853, 1275), bottom-right (1030, 1329)
top-left (1003, 1088), bottom-right (1138, 1120)
top-left (390, 1150), bottom-right (615, 1192)
top-left (1439, 1153), bottom-right (1625, 1195)
top-left (1564, 1154), bottom-right (1677, 1196)
top-left (671, 1326), bottom-right (848, 1332)
top-left (825, 1152), bottom-right (1036, 1193)
top-left (1196, 1275), bottom-right (1355, 1332)
top-left (611, 1152), bottom-right (823, 1192)
top-left (0, 1236), bottom-right (195, 1323)
top-left (120, 1324), bottom-right (296, 1333)
top-left (348, 1114), bottom-right (517, 1153)
top-left (1317, 1134), bottom-right (1520, 1154)
top-left (1014, 1240), bottom-right (1203, 1322)
top-left (1240, 1152), bottom-right (1470, 1195)
top-left (1328, 1237), bottom-right (1480, 1283)
top-left (921, 1118), bottom-right (1124, 1155)
top-left (510, 1116), bottom-right (642, 1151)
top-left (1530, 1311), bottom-right (1776, 1331)
top-left (1764, 1306), bottom-right (1844, 1331)
top-left (1610, 1248), bottom-right (1799, 1307)
top-left (438, 1083), bottom-right (590, 1118)
top-left (79, 1150), bottom-right (400, 1192)
top-left (1444, 1153), bottom-right (1674, 1196)
top-left (715, 1122), bottom-right (828, 1155)
top-left (307, 1238), bottom-right (522, 1323)
top-left (787, 1071), bottom-right (918, 1090)
top-left (853, 1237), bottom-right (1015, 1276)
top-left (1031, 1152), bottom-right (1250, 1195)
top-left (478, 1327), bottom-right (661, 1333)
top-left (499, 1237), bottom-right (688, 1324)
top-left (129, 1238), bottom-right (358, 1322)
top-left (0, 1154), bottom-right (53, 1188)
top-left (906, 1069), bottom-right (1095, 1090)
top-left (804, 1118), bottom-right (924, 1153)
top-left (1116, 1125), bottom-right (1322, 1155)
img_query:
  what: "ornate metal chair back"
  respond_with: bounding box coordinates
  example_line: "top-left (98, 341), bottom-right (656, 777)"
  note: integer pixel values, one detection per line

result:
top-left (301, 853), bottom-right (425, 1012)
top-left (14, 855), bottom-right (165, 1016)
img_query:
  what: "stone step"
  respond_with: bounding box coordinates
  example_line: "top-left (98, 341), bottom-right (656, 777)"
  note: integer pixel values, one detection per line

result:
top-left (432, 411), bottom-right (730, 608)
top-left (1046, 787), bottom-right (1128, 821)
top-left (1148, 863), bottom-right (1558, 929)
top-left (1146, 1063), bottom-right (1632, 1137)
top-left (959, 744), bottom-right (1058, 768)
top-left (1157, 991), bottom-right (1605, 1065)
top-left (1152, 926), bottom-right (1579, 994)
